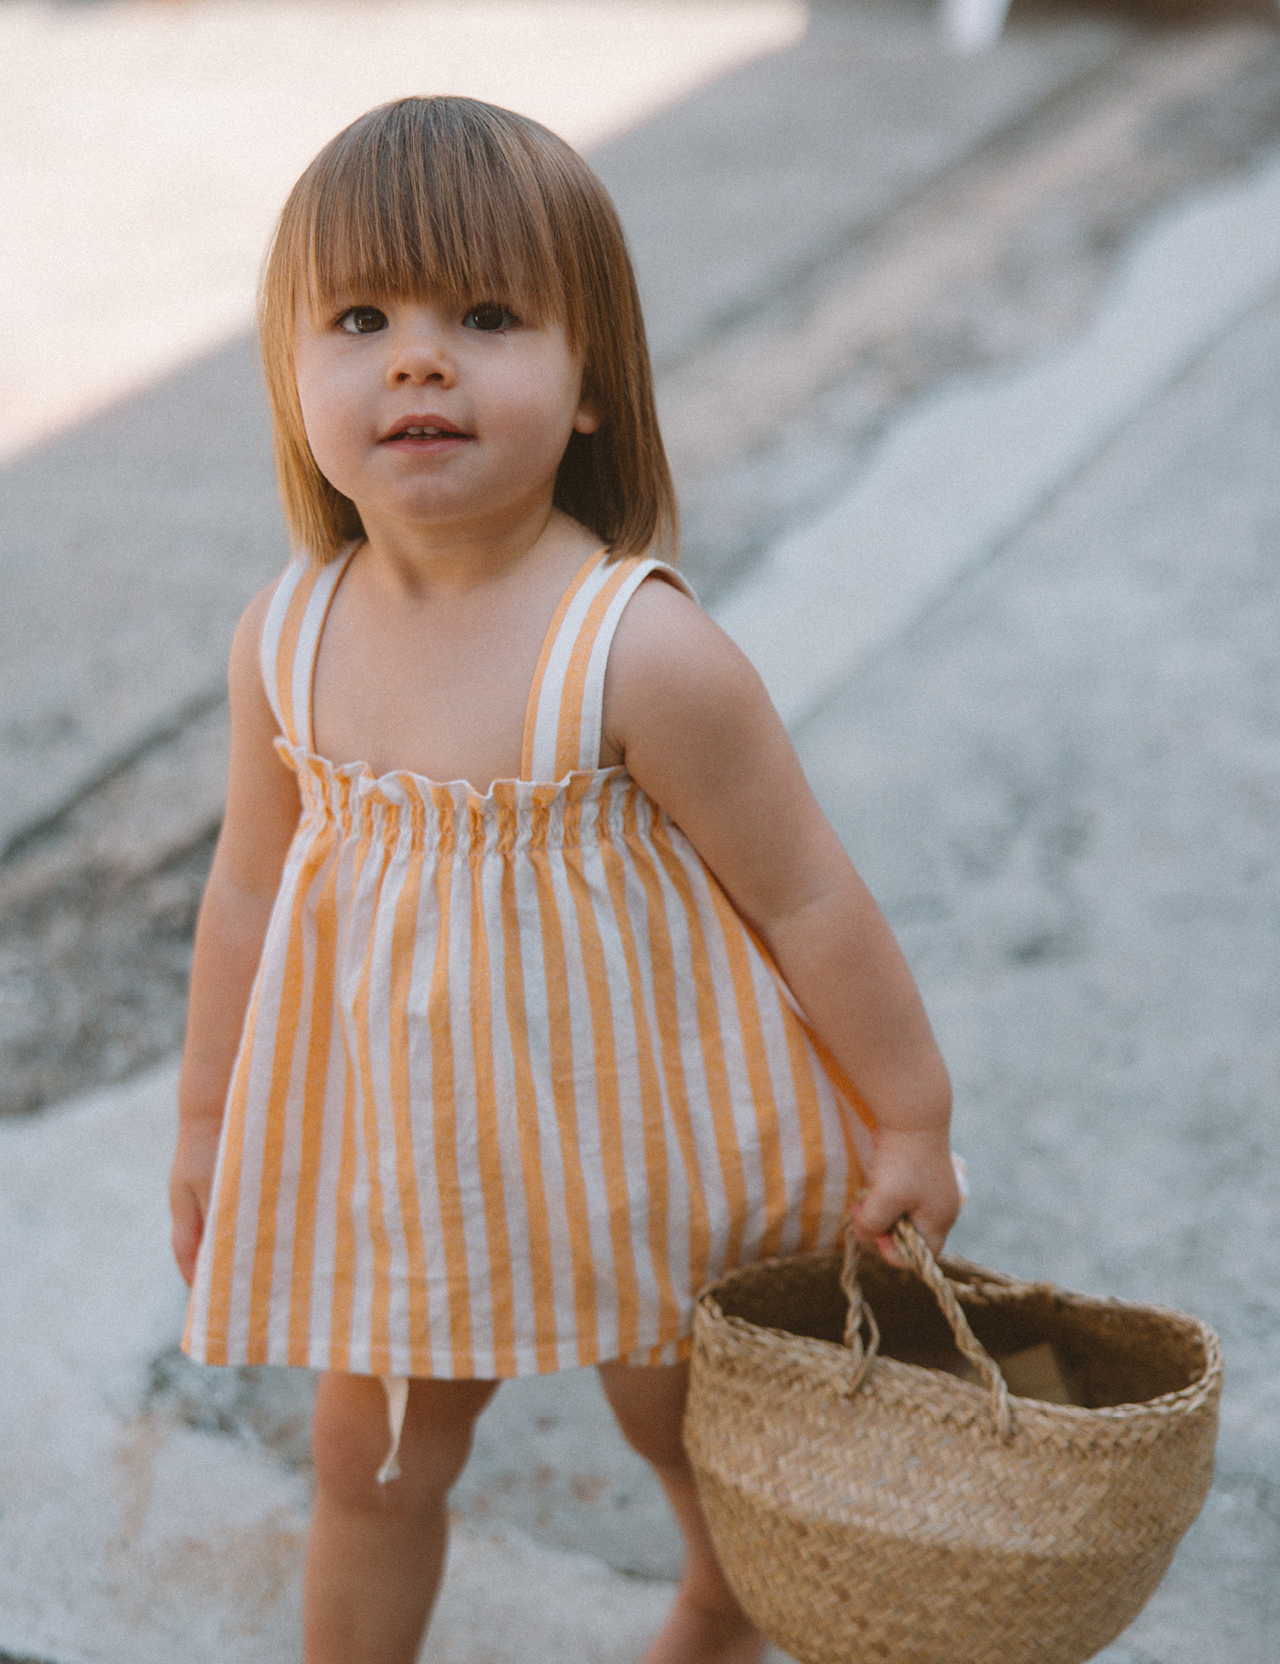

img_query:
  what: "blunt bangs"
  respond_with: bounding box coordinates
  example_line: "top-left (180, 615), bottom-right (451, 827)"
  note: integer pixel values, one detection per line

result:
top-left (289, 99), bottom-right (569, 334)
top-left (260, 97), bottom-right (677, 564)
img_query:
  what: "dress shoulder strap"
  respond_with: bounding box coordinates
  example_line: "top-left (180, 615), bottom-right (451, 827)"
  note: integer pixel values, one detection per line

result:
top-left (259, 550), bottom-right (354, 749)
top-left (520, 550), bottom-right (697, 782)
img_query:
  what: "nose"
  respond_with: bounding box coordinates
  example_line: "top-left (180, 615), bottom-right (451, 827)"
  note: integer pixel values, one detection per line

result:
top-left (386, 314), bottom-right (456, 387)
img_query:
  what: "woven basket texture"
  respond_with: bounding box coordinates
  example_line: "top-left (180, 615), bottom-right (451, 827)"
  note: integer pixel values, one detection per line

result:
top-left (684, 1234), bottom-right (1222, 1664)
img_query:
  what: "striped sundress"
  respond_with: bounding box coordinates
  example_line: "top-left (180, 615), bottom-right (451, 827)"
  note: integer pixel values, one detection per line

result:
top-left (184, 546), bottom-right (876, 1380)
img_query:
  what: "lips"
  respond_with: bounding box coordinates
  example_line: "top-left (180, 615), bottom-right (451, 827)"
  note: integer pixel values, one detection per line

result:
top-left (382, 415), bottom-right (470, 443)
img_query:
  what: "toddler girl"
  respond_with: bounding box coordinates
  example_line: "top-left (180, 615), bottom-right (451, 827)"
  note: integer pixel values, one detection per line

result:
top-left (169, 96), bottom-right (960, 1664)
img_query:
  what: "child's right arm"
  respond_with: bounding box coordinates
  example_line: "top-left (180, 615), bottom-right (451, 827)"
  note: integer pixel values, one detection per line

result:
top-left (169, 588), bottom-right (303, 1288)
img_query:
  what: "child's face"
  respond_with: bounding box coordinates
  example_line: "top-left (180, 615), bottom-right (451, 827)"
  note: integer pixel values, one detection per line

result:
top-left (292, 292), bottom-right (599, 543)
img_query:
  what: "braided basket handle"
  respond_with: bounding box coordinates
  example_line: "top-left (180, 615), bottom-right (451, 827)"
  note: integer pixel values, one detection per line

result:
top-left (840, 1216), bottom-right (1015, 1441)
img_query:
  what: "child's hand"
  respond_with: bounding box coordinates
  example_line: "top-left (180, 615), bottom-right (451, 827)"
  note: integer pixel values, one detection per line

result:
top-left (848, 1127), bottom-right (962, 1266)
top-left (169, 1117), bottom-right (222, 1288)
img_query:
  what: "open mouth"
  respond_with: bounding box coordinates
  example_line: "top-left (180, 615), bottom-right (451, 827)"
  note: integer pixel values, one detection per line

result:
top-left (383, 419), bottom-right (471, 444)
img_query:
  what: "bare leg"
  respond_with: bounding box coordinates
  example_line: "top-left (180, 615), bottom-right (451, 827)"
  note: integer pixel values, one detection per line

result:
top-left (304, 1371), bottom-right (497, 1664)
top-left (598, 1360), bottom-right (767, 1664)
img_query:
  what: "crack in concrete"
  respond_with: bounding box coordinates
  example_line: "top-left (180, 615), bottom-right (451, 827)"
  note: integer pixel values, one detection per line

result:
top-left (673, 33), bottom-right (1280, 597)
top-left (0, 689), bottom-right (225, 870)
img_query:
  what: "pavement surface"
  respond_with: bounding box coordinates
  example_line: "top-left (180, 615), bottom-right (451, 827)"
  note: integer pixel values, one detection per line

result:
top-left (2, 2), bottom-right (1279, 1661)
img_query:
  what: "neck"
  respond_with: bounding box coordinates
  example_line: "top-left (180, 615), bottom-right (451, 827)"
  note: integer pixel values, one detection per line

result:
top-left (355, 498), bottom-right (559, 595)
top-left (353, 502), bottom-right (603, 602)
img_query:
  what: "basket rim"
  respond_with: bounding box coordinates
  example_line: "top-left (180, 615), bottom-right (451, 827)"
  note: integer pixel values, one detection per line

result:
top-left (695, 1250), bottom-right (1225, 1424)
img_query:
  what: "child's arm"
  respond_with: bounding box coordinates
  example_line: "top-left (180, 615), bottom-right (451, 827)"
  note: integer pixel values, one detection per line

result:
top-left (169, 588), bottom-right (303, 1287)
top-left (605, 580), bottom-right (959, 1259)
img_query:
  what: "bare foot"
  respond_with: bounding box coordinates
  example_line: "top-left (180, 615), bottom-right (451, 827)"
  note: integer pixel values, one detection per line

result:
top-left (639, 1586), bottom-right (769, 1664)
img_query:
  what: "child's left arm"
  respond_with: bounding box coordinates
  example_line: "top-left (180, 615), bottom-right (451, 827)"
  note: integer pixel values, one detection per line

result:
top-left (605, 579), bottom-right (960, 1258)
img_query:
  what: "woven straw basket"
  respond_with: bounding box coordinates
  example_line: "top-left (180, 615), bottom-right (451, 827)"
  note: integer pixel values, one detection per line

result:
top-left (684, 1220), bottom-right (1222, 1664)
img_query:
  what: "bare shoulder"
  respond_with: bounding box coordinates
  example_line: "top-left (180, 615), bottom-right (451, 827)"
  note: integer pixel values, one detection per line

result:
top-left (227, 573), bottom-right (291, 701)
top-left (601, 570), bottom-right (837, 926)
top-left (604, 570), bottom-right (768, 741)
top-left (609, 567), bottom-right (715, 654)
top-left (231, 574), bottom-right (286, 653)
top-left (238, 576), bottom-right (281, 631)
top-left (221, 573), bottom-right (303, 871)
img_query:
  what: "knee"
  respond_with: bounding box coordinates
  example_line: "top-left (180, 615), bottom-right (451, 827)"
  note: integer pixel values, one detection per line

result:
top-left (311, 1374), bottom-right (496, 1517)
top-left (598, 1361), bottom-right (690, 1473)
top-left (618, 1417), bottom-right (688, 1473)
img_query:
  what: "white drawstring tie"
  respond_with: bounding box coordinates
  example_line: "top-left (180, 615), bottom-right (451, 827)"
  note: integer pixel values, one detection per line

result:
top-left (377, 1376), bottom-right (409, 1484)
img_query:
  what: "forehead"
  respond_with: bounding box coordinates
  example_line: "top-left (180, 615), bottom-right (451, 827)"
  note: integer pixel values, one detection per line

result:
top-left (289, 169), bottom-right (565, 334)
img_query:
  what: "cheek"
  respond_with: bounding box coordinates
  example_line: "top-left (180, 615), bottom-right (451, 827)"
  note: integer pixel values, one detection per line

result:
top-left (500, 358), bottom-right (590, 451)
top-left (294, 366), bottom-right (359, 483)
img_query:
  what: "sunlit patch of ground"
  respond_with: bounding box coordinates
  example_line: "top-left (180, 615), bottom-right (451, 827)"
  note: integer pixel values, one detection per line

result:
top-left (0, 0), bottom-right (807, 463)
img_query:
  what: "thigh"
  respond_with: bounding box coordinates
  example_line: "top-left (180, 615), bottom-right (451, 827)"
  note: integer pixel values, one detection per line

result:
top-left (597, 1359), bottom-right (690, 1469)
top-left (312, 1372), bottom-right (499, 1508)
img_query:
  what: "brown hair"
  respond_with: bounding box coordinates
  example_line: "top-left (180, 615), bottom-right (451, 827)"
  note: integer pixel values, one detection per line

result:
top-left (258, 96), bottom-right (677, 563)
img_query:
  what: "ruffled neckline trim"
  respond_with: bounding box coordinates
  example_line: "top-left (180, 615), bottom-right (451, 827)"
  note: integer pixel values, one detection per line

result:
top-left (279, 737), bottom-right (632, 810)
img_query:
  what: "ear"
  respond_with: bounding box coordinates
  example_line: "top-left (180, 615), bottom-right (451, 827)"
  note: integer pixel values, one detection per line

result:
top-left (572, 358), bottom-right (602, 435)
top-left (573, 392), bottom-right (602, 435)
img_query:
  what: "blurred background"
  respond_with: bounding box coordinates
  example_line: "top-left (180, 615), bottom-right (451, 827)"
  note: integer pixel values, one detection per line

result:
top-left (1, 1), bottom-right (1278, 1660)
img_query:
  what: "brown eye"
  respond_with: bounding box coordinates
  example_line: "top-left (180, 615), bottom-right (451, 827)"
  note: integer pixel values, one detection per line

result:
top-left (464, 302), bottom-right (513, 332)
top-left (338, 306), bottom-right (387, 335)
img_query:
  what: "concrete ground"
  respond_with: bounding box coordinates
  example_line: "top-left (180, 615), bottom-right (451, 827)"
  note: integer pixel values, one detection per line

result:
top-left (2, 2), bottom-right (1279, 1661)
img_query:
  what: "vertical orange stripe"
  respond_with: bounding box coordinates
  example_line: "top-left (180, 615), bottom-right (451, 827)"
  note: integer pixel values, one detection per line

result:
top-left (287, 795), bottom-right (342, 1363)
top-left (529, 808), bottom-right (598, 1364)
top-left (605, 788), bottom-right (705, 1324)
top-left (387, 782), bottom-right (433, 1373)
top-left (701, 871), bottom-right (790, 1258)
top-left (201, 989), bottom-right (264, 1363)
top-left (301, 548), bottom-right (358, 752)
top-left (427, 791), bottom-right (474, 1376)
top-left (520, 548), bottom-right (608, 779)
top-left (273, 564), bottom-right (320, 748)
top-left (468, 799), bottom-right (516, 1374)
top-left (597, 783), bottom-right (681, 1341)
top-left (499, 810), bottom-right (560, 1370)
top-left (647, 817), bottom-right (750, 1272)
top-left (350, 800), bottom-right (400, 1375)
top-left (329, 1052), bottom-right (359, 1371)
top-left (776, 995), bottom-right (836, 1247)
top-left (562, 819), bottom-right (642, 1358)
top-left (329, 789), bottom-right (376, 1371)
top-left (620, 791), bottom-right (713, 1297)
top-left (552, 559), bottom-right (639, 779)
top-left (243, 814), bottom-right (332, 1356)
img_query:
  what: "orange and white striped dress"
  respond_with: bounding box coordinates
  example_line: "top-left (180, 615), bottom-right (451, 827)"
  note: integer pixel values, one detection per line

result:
top-left (184, 547), bottom-right (875, 1380)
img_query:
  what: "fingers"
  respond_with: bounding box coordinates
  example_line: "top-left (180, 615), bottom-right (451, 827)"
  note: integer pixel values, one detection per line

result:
top-left (849, 1186), bottom-right (913, 1244)
top-left (848, 1130), bottom-right (963, 1265)
top-left (850, 1201), bottom-right (946, 1268)
top-left (852, 1186), bottom-right (957, 1261)
top-left (170, 1185), bottom-right (204, 1288)
top-left (850, 1212), bottom-right (946, 1269)
top-left (169, 1122), bottom-right (218, 1289)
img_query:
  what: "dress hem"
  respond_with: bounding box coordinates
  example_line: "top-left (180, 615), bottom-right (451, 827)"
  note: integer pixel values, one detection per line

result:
top-left (180, 1331), bottom-right (694, 1378)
